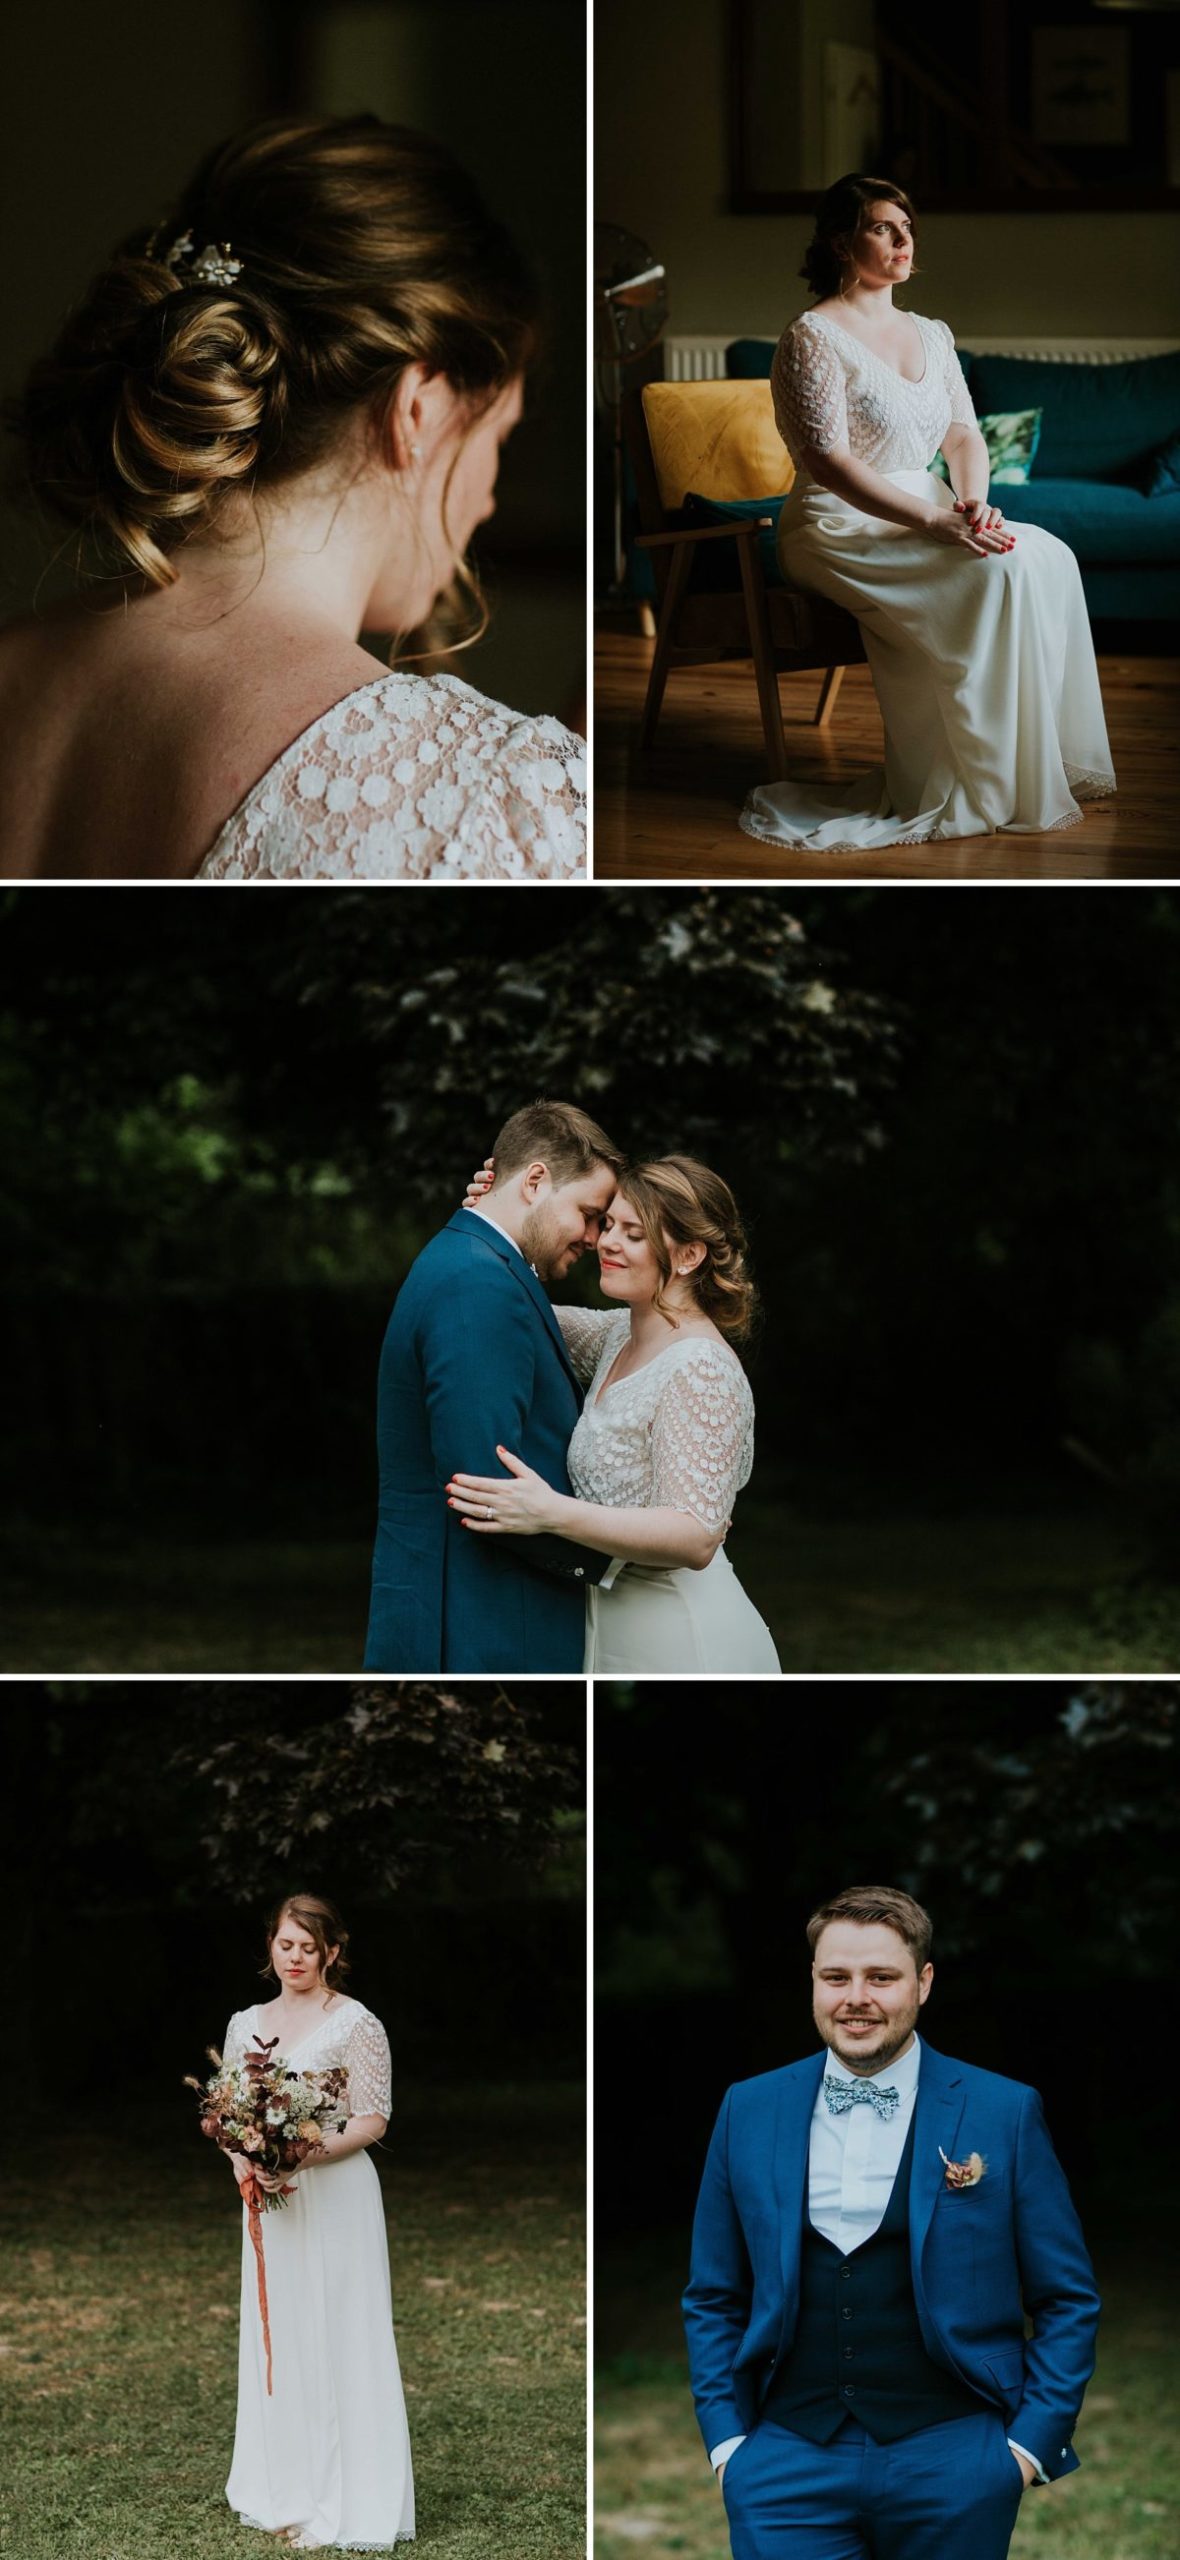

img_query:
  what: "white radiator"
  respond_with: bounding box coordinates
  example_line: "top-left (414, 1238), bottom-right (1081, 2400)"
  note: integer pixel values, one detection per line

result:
top-left (665, 337), bottom-right (731, 380)
top-left (664, 332), bottom-right (1179, 378)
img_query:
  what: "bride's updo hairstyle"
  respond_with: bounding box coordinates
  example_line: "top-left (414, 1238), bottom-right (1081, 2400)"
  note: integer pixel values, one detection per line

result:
top-left (11, 113), bottom-right (538, 636)
top-left (800, 172), bottom-right (920, 299)
top-left (263, 1891), bottom-right (352, 1995)
top-left (621, 1155), bottom-right (758, 1344)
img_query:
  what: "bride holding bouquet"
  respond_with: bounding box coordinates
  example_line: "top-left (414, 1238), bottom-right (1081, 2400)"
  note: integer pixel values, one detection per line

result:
top-left (217, 1894), bottom-right (414, 2550)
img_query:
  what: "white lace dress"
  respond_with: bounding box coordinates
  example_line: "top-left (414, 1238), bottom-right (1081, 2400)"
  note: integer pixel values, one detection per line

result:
top-left (196, 669), bottom-right (585, 879)
top-left (223, 1998), bottom-right (414, 2550)
top-left (741, 309), bottom-right (1116, 854)
top-left (558, 1308), bottom-right (780, 1673)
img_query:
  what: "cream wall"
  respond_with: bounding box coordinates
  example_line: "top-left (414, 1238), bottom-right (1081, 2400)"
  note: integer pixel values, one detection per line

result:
top-left (597, 0), bottom-right (1180, 340)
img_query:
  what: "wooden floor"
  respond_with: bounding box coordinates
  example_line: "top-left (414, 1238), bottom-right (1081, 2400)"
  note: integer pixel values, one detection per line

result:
top-left (593, 632), bottom-right (1180, 879)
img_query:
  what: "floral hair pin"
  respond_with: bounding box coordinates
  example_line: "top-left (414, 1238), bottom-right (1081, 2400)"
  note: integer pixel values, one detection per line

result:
top-left (163, 228), bottom-right (244, 287)
top-left (940, 2145), bottom-right (987, 2189)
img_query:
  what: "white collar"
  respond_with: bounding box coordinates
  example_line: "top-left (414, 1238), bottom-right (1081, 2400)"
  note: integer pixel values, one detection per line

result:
top-left (467, 1202), bottom-right (524, 1259)
top-left (821, 2030), bottom-right (922, 2099)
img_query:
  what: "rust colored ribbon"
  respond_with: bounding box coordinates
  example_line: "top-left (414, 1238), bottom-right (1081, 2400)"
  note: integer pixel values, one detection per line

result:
top-left (242, 2173), bottom-right (274, 2395)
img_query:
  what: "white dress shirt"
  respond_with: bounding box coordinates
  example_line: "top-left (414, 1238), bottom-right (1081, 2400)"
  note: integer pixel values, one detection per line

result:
top-left (710, 2036), bottom-right (1043, 2484)
top-left (809, 2031), bottom-right (922, 2252)
top-left (467, 1203), bottom-right (525, 1255)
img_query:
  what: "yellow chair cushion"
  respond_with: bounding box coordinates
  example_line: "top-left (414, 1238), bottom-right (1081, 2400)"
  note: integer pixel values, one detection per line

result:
top-left (641, 379), bottom-right (795, 510)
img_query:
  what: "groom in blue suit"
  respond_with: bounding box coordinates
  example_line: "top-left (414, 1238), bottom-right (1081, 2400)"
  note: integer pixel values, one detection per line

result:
top-left (684, 1885), bottom-right (1100, 2560)
top-left (364, 1099), bottom-right (623, 1673)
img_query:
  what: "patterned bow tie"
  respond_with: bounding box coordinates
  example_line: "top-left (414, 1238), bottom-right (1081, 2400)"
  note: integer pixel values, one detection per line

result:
top-left (824, 2076), bottom-right (900, 2120)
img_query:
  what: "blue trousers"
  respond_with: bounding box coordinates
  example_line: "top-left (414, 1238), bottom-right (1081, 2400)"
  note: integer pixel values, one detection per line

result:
top-left (722, 2413), bottom-right (1026, 2560)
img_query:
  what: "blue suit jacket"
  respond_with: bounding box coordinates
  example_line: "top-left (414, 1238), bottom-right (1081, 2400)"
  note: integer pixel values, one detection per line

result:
top-left (683, 2044), bottom-right (1100, 2483)
top-left (363, 1210), bottom-right (604, 1672)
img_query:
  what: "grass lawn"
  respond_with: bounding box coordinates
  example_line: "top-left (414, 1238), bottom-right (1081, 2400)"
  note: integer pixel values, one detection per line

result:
top-left (733, 1497), bottom-right (1180, 1673)
top-left (0, 2083), bottom-right (585, 2560)
top-left (0, 1529), bottom-right (369, 1671)
top-left (595, 2239), bottom-right (1177, 2560)
top-left (3, 1495), bottom-right (1176, 1672)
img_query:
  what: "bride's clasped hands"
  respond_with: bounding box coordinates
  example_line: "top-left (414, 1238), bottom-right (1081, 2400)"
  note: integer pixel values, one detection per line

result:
top-left (931, 498), bottom-right (1016, 556)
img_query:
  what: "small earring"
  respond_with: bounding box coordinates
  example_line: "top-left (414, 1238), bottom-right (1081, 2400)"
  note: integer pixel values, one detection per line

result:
top-left (409, 441), bottom-right (422, 461)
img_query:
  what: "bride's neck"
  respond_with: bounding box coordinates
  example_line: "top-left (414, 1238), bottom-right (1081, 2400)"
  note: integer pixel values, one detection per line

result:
top-left (840, 282), bottom-right (895, 325)
top-left (629, 1294), bottom-right (698, 1351)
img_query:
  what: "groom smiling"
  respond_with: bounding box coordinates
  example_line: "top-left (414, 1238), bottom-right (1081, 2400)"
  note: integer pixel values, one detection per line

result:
top-left (363, 1099), bottom-right (623, 1673)
top-left (684, 1885), bottom-right (1100, 2560)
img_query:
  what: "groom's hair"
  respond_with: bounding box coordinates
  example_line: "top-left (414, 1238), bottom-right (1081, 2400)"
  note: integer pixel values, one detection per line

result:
top-left (806, 1886), bottom-right (933, 1971)
top-left (490, 1099), bottom-right (624, 1188)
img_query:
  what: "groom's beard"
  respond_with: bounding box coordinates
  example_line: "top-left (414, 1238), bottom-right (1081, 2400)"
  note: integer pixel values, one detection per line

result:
top-left (815, 1992), bottom-right (922, 2077)
top-left (521, 1203), bottom-right (577, 1288)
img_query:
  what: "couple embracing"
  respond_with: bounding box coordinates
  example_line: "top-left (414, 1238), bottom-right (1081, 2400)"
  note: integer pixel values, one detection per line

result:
top-left (363, 1100), bottom-right (780, 1673)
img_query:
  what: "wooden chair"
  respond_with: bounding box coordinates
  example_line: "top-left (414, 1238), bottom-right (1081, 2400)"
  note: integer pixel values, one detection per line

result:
top-left (623, 381), bottom-right (866, 781)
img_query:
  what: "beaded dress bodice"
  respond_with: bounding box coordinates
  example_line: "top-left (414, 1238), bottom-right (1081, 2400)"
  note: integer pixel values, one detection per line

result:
top-left (197, 669), bottom-right (586, 881)
top-left (558, 1307), bottom-right (755, 1538)
top-left (771, 310), bottom-right (976, 478)
top-left (224, 1998), bottom-right (392, 2119)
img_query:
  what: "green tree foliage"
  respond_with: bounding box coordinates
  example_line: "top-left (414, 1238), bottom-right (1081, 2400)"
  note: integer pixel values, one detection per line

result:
top-left (282, 889), bottom-right (902, 1194)
top-left (5, 888), bottom-right (1180, 1543)
top-left (173, 1679), bottom-right (583, 1898)
top-left (595, 1681), bottom-right (1179, 2002)
top-left (0, 888), bottom-right (898, 1287)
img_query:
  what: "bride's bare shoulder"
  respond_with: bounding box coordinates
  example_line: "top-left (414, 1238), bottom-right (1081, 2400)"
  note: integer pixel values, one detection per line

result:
top-left (0, 597), bottom-right (386, 878)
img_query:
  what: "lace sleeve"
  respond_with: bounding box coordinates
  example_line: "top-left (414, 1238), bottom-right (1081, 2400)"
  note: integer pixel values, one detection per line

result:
top-left (345, 2010), bottom-right (392, 2119)
top-left (936, 320), bottom-right (977, 431)
top-left (223, 2011), bottom-right (248, 2068)
top-left (771, 319), bottom-right (848, 464)
top-left (197, 671), bottom-right (586, 883)
top-left (556, 1307), bottom-right (621, 1386)
top-left (649, 1351), bottom-right (755, 1536)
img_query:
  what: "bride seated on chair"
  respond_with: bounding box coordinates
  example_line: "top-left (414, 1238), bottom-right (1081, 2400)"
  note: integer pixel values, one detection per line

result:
top-left (740, 170), bottom-right (1115, 854)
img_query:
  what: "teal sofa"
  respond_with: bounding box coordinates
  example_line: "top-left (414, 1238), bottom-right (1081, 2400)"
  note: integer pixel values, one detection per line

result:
top-left (725, 337), bottom-right (1180, 621)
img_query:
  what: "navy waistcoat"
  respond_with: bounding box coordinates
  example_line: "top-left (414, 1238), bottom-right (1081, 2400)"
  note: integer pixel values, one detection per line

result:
top-left (762, 2106), bottom-right (983, 2443)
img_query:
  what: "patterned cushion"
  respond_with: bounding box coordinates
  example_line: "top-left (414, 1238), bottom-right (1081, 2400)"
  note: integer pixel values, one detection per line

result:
top-left (929, 409), bottom-right (1043, 486)
top-left (641, 380), bottom-right (795, 509)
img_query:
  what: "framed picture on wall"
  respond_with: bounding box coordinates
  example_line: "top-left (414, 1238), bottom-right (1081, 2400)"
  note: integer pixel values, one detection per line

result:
top-left (1030, 27), bottom-right (1129, 149)
top-left (729, 0), bottom-right (1180, 211)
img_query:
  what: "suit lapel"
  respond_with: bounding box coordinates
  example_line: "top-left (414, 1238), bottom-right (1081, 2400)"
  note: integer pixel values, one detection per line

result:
top-left (775, 2053), bottom-right (827, 2313)
top-left (910, 2043), bottom-right (966, 2275)
top-left (447, 1210), bottom-right (582, 1400)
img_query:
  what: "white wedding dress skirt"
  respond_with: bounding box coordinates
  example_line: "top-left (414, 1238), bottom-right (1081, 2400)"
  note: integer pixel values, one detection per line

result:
top-left (227, 2149), bottom-right (414, 2550)
top-left (742, 468), bottom-right (1116, 854)
top-left (585, 1546), bottom-right (780, 1673)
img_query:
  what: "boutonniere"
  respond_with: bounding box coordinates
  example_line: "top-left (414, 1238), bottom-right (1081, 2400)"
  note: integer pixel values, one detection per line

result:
top-left (940, 2145), bottom-right (987, 2189)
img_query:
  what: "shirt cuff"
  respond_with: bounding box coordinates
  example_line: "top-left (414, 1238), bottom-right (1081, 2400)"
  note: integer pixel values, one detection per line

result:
top-left (710, 2435), bottom-right (746, 2473)
top-left (597, 1556), bottom-right (626, 1593)
top-left (1007, 2438), bottom-right (1048, 2486)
